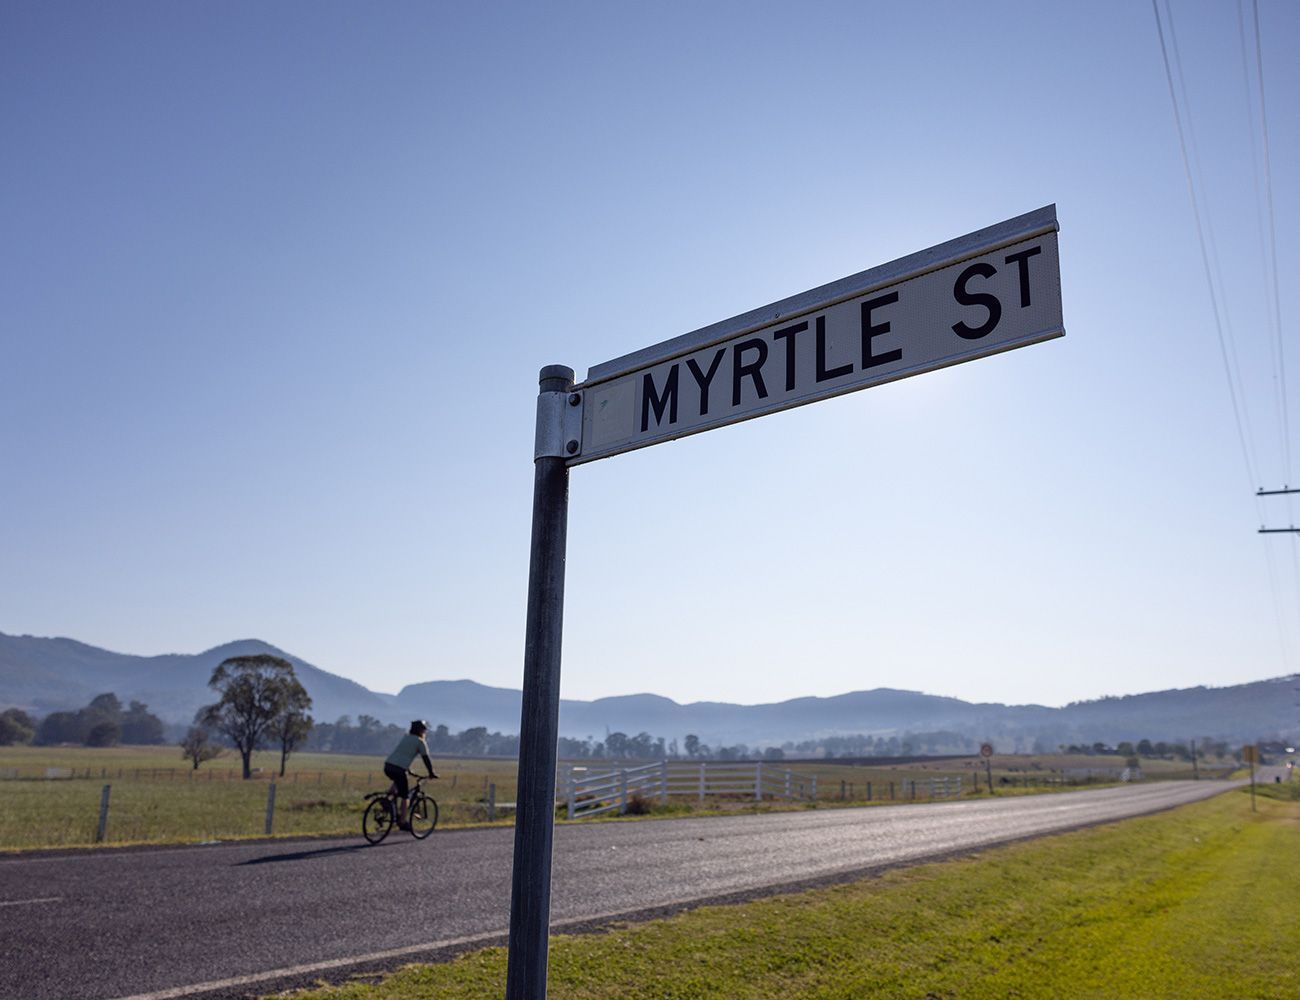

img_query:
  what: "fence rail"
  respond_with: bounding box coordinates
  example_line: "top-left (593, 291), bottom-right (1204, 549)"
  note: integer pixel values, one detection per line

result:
top-left (560, 760), bottom-right (818, 819)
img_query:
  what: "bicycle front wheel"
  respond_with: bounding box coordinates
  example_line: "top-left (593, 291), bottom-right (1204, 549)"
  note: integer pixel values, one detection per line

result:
top-left (409, 793), bottom-right (438, 839)
top-left (363, 797), bottom-right (394, 844)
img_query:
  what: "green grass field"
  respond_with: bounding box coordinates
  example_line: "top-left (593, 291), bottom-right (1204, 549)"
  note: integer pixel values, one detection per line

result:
top-left (0, 746), bottom-right (520, 849)
top-left (275, 786), bottom-right (1299, 999)
top-left (0, 744), bottom-right (1234, 851)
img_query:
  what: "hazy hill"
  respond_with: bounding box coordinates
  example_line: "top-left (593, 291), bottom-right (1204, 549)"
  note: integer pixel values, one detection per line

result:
top-left (0, 633), bottom-right (395, 726)
top-left (2, 631), bottom-right (1296, 747)
top-left (1053, 676), bottom-right (1300, 746)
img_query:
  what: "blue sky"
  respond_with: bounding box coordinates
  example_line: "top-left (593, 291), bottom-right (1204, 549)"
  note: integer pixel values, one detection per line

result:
top-left (3, 1), bottom-right (1297, 709)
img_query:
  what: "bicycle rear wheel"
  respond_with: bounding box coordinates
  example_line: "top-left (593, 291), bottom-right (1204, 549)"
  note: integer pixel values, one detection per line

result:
top-left (363, 797), bottom-right (395, 844)
top-left (409, 792), bottom-right (438, 839)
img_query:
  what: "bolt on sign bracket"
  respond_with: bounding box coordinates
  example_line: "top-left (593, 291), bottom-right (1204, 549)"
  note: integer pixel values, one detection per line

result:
top-left (534, 390), bottom-right (584, 461)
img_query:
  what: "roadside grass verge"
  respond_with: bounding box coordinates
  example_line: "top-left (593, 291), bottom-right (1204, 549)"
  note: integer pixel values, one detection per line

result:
top-left (1242, 778), bottom-right (1300, 802)
top-left (277, 791), bottom-right (1298, 999)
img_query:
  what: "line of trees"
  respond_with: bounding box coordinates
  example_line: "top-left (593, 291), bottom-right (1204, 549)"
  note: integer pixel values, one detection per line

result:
top-left (306, 716), bottom-right (523, 757)
top-left (1058, 738), bottom-right (1234, 761)
top-left (0, 694), bottom-right (166, 747)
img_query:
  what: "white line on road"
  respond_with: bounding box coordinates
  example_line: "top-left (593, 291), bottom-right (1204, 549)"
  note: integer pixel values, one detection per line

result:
top-left (109, 890), bottom-right (783, 1000)
top-left (0, 896), bottom-right (62, 907)
top-left (107, 929), bottom-right (508, 1000)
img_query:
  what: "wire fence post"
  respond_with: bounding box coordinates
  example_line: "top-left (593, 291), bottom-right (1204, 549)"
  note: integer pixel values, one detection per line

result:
top-left (264, 782), bottom-right (277, 835)
top-left (811, 775), bottom-right (817, 801)
top-left (755, 762), bottom-right (763, 802)
top-left (96, 784), bottom-right (111, 843)
top-left (489, 782), bottom-right (497, 822)
top-left (619, 770), bottom-right (628, 814)
top-left (660, 760), bottom-right (669, 805)
top-left (566, 771), bottom-right (575, 820)
top-left (699, 762), bottom-right (706, 804)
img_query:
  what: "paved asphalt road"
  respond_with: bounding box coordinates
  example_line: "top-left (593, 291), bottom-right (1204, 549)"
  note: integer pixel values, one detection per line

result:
top-left (0, 780), bottom-right (1239, 1000)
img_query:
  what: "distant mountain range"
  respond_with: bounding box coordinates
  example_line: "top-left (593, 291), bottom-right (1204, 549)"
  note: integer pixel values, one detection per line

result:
top-left (1, 631), bottom-right (1296, 748)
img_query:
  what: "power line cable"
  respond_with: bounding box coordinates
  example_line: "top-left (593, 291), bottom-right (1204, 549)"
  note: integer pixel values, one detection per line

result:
top-left (1152, 0), bottom-right (1259, 488)
top-left (1251, 0), bottom-right (1290, 484)
top-left (1237, 0), bottom-right (1287, 482)
top-left (1165, 4), bottom-right (1261, 480)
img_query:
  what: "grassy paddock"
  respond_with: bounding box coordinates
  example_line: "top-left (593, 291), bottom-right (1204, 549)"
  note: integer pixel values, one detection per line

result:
top-left (277, 790), bottom-right (1299, 999)
top-left (0, 746), bottom-right (520, 850)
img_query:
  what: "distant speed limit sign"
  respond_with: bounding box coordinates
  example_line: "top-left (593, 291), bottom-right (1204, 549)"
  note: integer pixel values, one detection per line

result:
top-left (980, 743), bottom-right (994, 758)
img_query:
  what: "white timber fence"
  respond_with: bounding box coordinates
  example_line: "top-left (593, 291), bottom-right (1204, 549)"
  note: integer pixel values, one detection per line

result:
top-left (561, 760), bottom-right (818, 820)
top-left (927, 775), bottom-right (963, 800)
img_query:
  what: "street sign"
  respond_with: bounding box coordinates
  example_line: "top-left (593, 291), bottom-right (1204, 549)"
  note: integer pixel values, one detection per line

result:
top-left (510, 206), bottom-right (1066, 999)
top-left (570, 205), bottom-right (1063, 465)
top-left (980, 743), bottom-right (994, 758)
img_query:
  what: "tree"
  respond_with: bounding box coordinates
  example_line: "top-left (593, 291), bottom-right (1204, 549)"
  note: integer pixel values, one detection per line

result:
top-left (85, 720), bottom-right (120, 747)
top-left (0, 708), bottom-right (36, 746)
top-left (458, 726), bottom-right (489, 756)
top-left (36, 710), bottom-right (84, 745)
top-left (87, 692), bottom-right (123, 717)
top-left (684, 734), bottom-right (700, 758)
top-left (269, 675), bottom-right (313, 777)
top-left (180, 727), bottom-right (225, 770)
top-left (121, 701), bottom-right (165, 745)
top-left (429, 724), bottom-right (452, 753)
top-left (197, 654), bottom-right (300, 779)
top-left (77, 692), bottom-right (124, 747)
top-left (605, 732), bottom-right (629, 758)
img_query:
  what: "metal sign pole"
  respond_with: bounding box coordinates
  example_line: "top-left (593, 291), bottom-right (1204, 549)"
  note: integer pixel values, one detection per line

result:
top-left (506, 365), bottom-right (576, 1000)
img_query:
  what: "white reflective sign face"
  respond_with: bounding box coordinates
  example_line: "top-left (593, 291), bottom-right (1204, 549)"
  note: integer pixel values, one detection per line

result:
top-left (575, 223), bottom-right (1062, 465)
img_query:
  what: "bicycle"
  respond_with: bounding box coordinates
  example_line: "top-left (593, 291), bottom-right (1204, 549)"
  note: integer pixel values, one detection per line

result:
top-left (363, 772), bottom-right (439, 844)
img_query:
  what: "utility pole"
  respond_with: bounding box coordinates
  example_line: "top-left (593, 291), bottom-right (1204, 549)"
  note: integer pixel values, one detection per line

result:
top-left (1190, 738), bottom-right (1198, 780)
top-left (1257, 486), bottom-right (1300, 533)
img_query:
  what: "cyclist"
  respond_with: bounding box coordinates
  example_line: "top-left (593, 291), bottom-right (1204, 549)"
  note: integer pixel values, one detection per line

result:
top-left (384, 720), bottom-right (437, 830)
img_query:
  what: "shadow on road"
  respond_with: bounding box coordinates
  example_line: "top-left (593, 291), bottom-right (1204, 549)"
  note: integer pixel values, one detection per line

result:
top-left (236, 843), bottom-right (380, 866)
